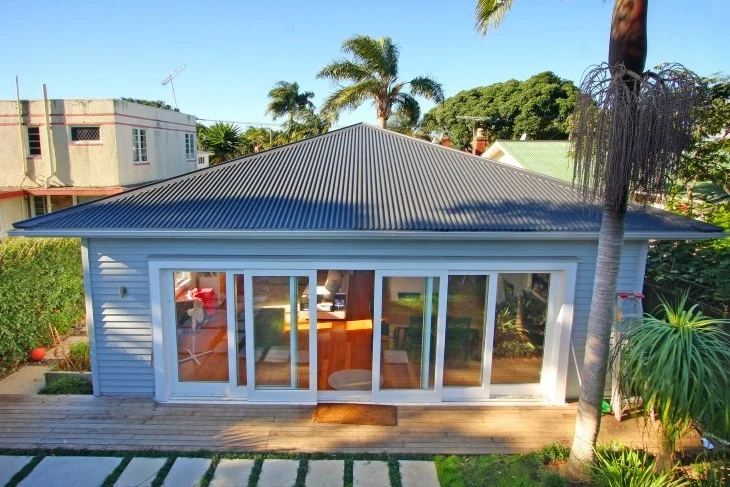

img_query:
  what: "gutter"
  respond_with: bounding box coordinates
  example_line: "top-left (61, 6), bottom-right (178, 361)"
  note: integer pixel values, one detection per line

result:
top-left (7, 228), bottom-right (726, 241)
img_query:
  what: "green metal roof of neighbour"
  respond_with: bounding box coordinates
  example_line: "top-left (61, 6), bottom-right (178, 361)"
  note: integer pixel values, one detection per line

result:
top-left (496, 140), bottom-right (575, 183)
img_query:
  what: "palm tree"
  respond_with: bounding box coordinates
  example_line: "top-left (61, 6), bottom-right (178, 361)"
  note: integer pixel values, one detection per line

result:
top-left (266, 81), bottom-right (315, 140)
top-left (317, 35), bottom-right (444, 128)
top-left (198, 122), bottom-right (243, 164)
top-left (290, 110), bottom-right (332, 141)
top-left (476, 0), bottom-right (706, 480)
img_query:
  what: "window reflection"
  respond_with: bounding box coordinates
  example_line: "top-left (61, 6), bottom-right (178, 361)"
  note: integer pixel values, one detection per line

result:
top-left (174, 271), bottom-right (229, 382)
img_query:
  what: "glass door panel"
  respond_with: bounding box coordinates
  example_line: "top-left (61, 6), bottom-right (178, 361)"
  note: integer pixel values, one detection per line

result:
top-left (443, 275), bottom-right (488, 387)
top-left (491, 273), bottom-right (550, 385)
top-left (251, 275), bottom-right (310, 390)
top-left (314, 270), bottom-right (375, 393)
top-left (380, 276), bottom-right (439, 390)
top-left (173, 271), bottom-right (229, 383)
top-left (234, 274), bottom-right (246, 386)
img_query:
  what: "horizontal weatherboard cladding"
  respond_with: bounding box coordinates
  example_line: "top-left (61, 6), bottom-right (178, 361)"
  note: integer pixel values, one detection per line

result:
top-left (87, 237), bottom-right (645, 398)
top-left (14, 124), bottom-right (720, 235)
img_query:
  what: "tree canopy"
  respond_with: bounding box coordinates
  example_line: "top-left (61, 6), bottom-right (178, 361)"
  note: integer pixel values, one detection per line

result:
top-left (421, 71), bottom-right (578, 150)
top-left (317, 35), bottom-right (444, 128)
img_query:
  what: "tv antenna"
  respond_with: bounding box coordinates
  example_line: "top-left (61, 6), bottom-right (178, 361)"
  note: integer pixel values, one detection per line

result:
top-left (161, 64), bottom-right (187, 110)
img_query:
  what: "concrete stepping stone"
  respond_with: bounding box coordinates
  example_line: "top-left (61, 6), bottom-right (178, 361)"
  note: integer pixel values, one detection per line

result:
top-left (19, 456), bottom-right (121, 487)
top-left (0, 456), bottom-right (33, 486)
top-left (258, 459), bottom-right (299, 487)
top-left (162, 457), bottom-right (211, 487)
top-left (0, 365), bottom-right (51, 394)
top-left (210, 458), bottom-right (255, 487)
top-left (400, 460), bottom-right (440, 487)
top-left (115, 457), bottom-right (167, 487)
top-left (306, 460), bottom-right (344, 487)
top-left (353, 460), bottom-right (389, 487)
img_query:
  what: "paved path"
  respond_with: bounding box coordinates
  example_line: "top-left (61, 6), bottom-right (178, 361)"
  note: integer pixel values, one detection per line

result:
top-left (0, 366), bottom-right (51, 394)
top-left (0, 455), bottom-right (441, 486)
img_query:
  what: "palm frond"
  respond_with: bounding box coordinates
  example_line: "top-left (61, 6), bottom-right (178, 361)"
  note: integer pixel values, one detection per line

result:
top-left (320, 83), bottom-right (376, 119)
top-left (408, 76), bottom-right (445, 103)
top-left (316, 59), bottom-right (373, 83)
top-left (475, 0), bottom-right (515, 36)
top-left (341, 35), bottom-right (394, 78)
top-left (393, 93), bottom-right (421, 126)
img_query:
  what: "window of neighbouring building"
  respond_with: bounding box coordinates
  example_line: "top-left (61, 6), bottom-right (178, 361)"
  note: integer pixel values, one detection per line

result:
top-left (185, 133), bottom-right (195, 160)
top-left (27, 126), bottom-right (41, 156)
top-left (132, 128), bottom-right (148, 164)
top-left (70, 126), bottom-right (100, 142)
top-left (29, 196), bottom-right (48, 217)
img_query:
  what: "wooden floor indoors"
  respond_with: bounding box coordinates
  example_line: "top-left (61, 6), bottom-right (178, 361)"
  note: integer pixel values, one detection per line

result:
top-left (0, 394), bottom-right (695, 454)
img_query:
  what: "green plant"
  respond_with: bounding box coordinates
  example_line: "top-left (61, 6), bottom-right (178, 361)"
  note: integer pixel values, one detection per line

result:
top-left (493, 307), bottom-right (537, 358)
top-left (57, 341), bottom-right (90, 371)
top-left (39, 376), bottom-right (92, 395)
top-left (0, 238), bottom-right (84, 375)
top-left (591, 447), bottom-right (688, 486)
top-left (614, 293), bottom-right (730, 472)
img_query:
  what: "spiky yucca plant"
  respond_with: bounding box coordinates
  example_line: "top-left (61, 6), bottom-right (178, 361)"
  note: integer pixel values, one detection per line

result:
top-left (614, 294), bottom-right (730, 472)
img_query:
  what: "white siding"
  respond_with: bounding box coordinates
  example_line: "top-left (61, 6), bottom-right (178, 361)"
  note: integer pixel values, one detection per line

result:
top-left (86, 237), bottom-right (646, 398)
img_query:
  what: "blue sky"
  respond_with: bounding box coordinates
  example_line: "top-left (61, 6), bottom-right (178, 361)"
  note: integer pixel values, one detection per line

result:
top-left (2, 1), bottom-right (727, 129)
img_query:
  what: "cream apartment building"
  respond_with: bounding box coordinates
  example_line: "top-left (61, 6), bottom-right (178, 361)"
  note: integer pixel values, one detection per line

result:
top-left (0, 98), bottom-right (201, 238)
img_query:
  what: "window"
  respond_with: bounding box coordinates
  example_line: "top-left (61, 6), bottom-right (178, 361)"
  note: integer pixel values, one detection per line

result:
top-left (27, 127), bottom-right (41, 156)
top-left (132, 128), bottom-right (148, 163)
top-left (70, 126), bottom-right (100, 142)
top-left (185, 133), bottom-right (195, 160)
top-left (30, 196), bottom-right (48, 217)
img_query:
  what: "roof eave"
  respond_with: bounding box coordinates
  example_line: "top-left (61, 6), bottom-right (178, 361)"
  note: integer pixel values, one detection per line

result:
top-left (7, 228), bottom-right (726, 241)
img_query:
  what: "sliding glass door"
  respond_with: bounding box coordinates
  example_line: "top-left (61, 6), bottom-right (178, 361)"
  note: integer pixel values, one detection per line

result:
top-left (242, 271), bottom-right (317, 401)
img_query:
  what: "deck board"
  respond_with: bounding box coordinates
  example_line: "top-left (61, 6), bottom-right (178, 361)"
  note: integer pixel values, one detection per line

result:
top-left (0, 395), bottom-right (697, 454)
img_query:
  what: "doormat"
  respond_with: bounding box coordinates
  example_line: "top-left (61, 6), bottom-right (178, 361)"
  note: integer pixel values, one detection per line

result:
top-left (313, 403), bottom-right (397, 426)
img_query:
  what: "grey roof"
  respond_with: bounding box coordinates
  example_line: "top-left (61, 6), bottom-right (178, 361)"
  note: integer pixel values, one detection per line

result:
top-left (13, 123), bottom-right (722, 236)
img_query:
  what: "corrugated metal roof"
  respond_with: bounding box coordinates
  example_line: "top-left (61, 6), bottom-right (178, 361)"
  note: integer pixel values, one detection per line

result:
top-left (496, 140), bottom-right (575, 183)
top-left (13, 123), bottom-right (721, 235)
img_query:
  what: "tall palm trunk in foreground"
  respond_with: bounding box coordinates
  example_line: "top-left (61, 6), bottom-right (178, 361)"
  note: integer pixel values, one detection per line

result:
top-left (476, 0), bottom-right (706, 481)
top-left (566, 1), bottom-right (647, 478)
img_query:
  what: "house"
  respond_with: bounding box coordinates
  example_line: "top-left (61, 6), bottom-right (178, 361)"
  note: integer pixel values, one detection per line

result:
top-left (0, 98), bottom-right (199, 238)
top-left (196, 150), bottom-right (213, 169)
top-left (482, 139), bottom-right (575, 183)
top-left (11, 124), bottom-right (722, 405)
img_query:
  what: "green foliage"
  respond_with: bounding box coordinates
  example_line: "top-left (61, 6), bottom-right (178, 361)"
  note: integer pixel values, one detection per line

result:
top-left (433, 452), bottom-right (567, 487)
top-left (266, 81), bottom-right (316, 141)
top-left (614, 294), bottom-right (730, 466)
top-left (691, 455), bottom-right (729, 486)
top-left (120, 98), bottom-right (173, 110)
top-left (0, 238), bottom-right (84, 375)
top-left (421, 72), bottom-right (578, 149)
top-left (493, 307), bottom-right (537, 358)
top-left (647, 200), bottom-right (730, 318)
top-left (317, 35), bottom-right (443, 127)
top-left (198, 122), bottom-right (244, 164)
top-left (591, 447), bottom-right (688, 487)
top-left (57, 341), bottom-right (90, 371)
top-left (39, 376), bottom-right (93, 395)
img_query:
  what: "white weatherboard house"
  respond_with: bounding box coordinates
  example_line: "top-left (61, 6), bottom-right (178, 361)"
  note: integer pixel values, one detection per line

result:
top-left (11, 124), bottom-right (722, 405)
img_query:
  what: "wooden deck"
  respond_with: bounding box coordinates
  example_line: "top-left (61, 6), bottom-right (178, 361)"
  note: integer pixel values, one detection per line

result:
top-left (0, 394), bottom-right (688, 454)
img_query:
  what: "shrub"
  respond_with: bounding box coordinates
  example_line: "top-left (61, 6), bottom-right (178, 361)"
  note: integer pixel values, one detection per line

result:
top-left (0, 238), bottom-right (84, 375)
top-left (591, 447), bottom-right (687, 487)
top-left (39, 376), bottom-right (92, 395)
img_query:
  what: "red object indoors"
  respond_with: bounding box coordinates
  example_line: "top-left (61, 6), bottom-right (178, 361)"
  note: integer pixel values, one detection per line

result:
top-left (30, 348), bottom-right (46, 362)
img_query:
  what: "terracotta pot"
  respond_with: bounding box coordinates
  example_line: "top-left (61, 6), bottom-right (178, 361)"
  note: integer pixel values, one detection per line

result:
top-left (30, 348), bottom-right (46, 362)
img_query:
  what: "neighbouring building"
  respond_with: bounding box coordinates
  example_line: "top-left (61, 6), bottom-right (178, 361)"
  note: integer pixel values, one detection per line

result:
top-left (0, 98), bottom-right (199, 238)
top-left (11, 124), bottom-right (722, 405)
top-left (482, 139), bottom-right (574, 183)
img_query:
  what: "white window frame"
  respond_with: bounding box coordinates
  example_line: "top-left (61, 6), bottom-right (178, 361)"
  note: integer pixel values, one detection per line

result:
top-left (185, 133), bottom-right (195, 160)
top-left (69, 126), bottom-right (101, 144)
top-left (149, 258), bottom-right (576, 405)
top-left (132, 128), bottom-right (148, 164)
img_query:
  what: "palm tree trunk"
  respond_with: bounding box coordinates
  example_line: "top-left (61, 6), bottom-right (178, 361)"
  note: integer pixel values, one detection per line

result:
top-left (566, 206), bottom-right (627, 481)
top-left (377, 116), bottom-right (387, 128)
